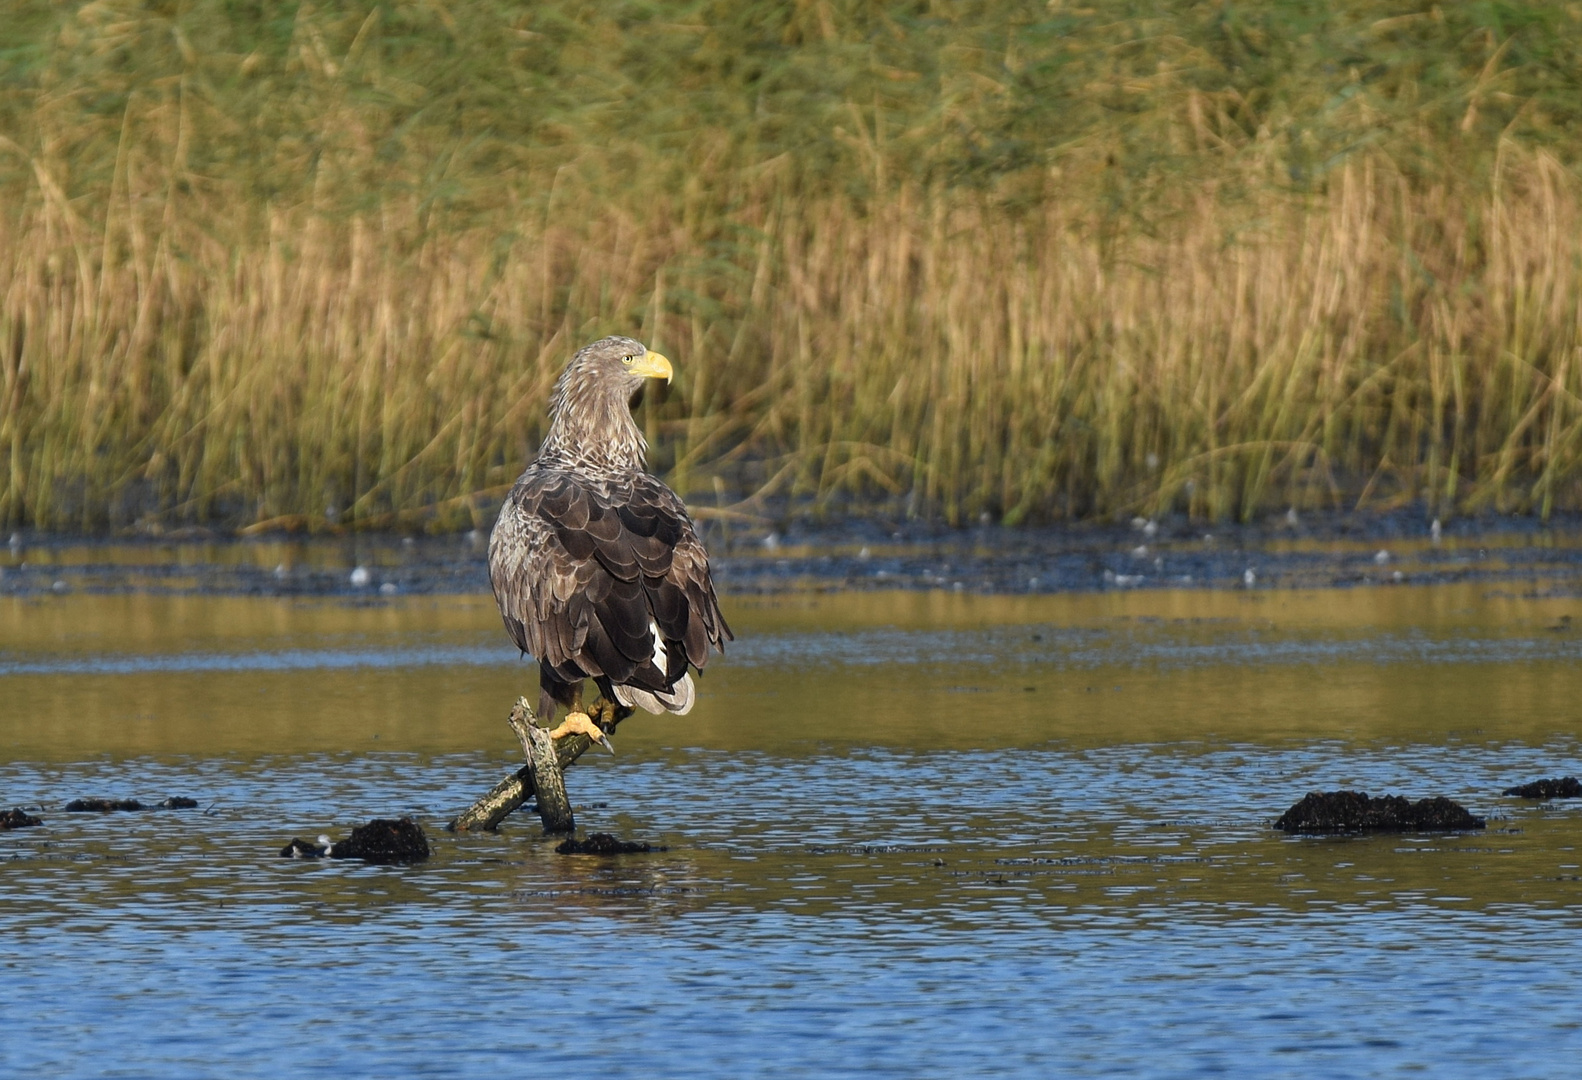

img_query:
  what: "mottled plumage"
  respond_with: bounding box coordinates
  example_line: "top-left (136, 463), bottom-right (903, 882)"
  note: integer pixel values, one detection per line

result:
top-left (489, 336), bottom-right (731, 728)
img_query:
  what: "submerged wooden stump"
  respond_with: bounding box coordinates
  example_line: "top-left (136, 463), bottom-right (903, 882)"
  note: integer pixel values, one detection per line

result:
top-left (448, 697), bottom-right (617, 834)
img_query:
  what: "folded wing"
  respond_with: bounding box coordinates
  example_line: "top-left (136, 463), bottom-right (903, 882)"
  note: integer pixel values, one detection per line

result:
top-left (489, 468), bottom-right (732, 702)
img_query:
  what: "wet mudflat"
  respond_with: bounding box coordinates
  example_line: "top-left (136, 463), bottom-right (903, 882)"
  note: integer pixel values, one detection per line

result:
top-left (4, 556), bottom-right (1582, 1076)
top-left (10, 508), bottom-right (1582, 599)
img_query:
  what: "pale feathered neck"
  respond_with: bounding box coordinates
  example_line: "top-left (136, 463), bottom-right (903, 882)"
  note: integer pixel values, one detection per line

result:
top-left (535, 362), bottom-right (647, 473)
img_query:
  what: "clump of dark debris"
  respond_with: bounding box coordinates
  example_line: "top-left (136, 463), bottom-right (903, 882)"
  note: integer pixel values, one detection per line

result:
top-left (555, 832), bottom-right (660, 855)
top-left (280, 817), bottom-right (430, 864)
top-left (66, 798), bottom-right (145, 812)
top-left (1502, 777), bottom-right (1582, 799)
top-left (64, 797), bottom-right (198, 812)
top-left (335, 817), bottom-right (430, 863)
top-left (1275, 791), bottom-right (1485, 834)
top-left (1, 808), bottom-right (42, 830)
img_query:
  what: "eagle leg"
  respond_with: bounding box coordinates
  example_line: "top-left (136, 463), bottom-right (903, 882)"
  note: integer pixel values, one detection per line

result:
top-left (587, 694), bottom-right (634, 729)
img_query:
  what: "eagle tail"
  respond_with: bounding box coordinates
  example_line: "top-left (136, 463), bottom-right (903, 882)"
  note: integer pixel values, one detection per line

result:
top-left (614, 673), bottom-right (695, 715)
top-left (611, 621), bottom-right (697, 715)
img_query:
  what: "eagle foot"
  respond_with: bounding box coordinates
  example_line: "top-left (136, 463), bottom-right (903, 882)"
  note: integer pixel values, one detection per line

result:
top-left (587, 697), bottom-right (633, 728)
top-left (549, 712), bottom-right (615, 754)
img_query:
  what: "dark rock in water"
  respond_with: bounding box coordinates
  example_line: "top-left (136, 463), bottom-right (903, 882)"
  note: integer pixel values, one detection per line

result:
top-left (1, 807), bottom-right (42, 830)
top-left (1275, 791), bottom-right (1485, 834)
top-left (556, 832), bottom-right (659, 855)
top-left (333, 817), bottom-right (429, 864)
top-left (65, 798), bottom-right (145, 812)
top-left (281, 818), bottom-right (429, 864)
top-left (1502, 777), bottom-right (1582, 799)
top-left (64, 796), bottom-right (199, 812)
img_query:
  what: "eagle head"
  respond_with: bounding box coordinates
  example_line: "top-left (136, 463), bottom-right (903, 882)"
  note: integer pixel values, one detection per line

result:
top-left (540, 336), bottom-right (673, 471)
top-left (568, 335), bottom-right (672, 394)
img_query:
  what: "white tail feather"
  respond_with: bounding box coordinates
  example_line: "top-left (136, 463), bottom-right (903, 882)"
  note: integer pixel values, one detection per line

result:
top-left (614, 674), bottom-right (695, 715)
top-left (611, 621), bottom-right (696, 715)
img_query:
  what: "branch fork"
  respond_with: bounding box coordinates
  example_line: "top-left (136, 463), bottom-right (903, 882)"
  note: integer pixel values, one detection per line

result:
top-left (447, 697), bottom-right (620, 834)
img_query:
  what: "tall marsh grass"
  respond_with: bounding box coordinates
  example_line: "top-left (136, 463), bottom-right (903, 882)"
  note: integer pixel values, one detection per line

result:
top-left (3, 0), bottom-right (1582, 529)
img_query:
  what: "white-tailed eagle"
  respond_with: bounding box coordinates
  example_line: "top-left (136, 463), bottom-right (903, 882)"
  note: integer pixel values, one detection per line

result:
top-left (488, 336), bottom-right (732, 750)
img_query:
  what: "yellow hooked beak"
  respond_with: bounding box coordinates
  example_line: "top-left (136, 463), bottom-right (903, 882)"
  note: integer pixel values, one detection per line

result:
top-left (629, 350), bottom-right (673, 384)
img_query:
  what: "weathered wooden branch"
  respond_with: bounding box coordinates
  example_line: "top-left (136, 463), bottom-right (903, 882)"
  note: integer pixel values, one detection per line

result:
top-left (446, 760), bottom-right (533, 834)
top-left (515, 708), bottom-right (574, 832)
top-left (447, 696), bottom-right (619, 833)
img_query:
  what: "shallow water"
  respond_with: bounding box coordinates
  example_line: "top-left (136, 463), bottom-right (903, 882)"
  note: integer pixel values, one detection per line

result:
top-left (4, 581), bottom-right (1582, 1077)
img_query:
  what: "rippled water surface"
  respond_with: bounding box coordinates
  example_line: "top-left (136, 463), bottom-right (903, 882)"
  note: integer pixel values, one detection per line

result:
top-left (5, 581), bottom-right (1582, 1077)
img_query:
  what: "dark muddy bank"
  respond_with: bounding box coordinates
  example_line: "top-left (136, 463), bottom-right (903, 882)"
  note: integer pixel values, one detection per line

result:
top-left (7, 509), bottom-right (1582, 599)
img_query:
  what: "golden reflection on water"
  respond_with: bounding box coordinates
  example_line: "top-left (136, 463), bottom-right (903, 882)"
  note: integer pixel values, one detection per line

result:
top-left (1, 583), bottom-right (1579, 759)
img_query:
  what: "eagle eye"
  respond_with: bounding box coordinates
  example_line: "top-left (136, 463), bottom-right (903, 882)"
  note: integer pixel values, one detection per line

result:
top-left (623, 353), bottom-right (637, 365)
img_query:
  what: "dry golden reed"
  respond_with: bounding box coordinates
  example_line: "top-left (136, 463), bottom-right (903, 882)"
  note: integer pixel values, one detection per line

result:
top-left (3, 1), bottom-right (1582, 530)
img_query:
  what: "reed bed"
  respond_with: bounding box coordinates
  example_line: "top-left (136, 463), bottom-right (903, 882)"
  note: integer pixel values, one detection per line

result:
top-left (3, 0), bottom-right (1582, 530)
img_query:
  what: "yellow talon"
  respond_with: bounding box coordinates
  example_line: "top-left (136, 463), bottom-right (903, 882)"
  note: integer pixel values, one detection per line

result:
top-left (549, 711), bottom-right (614, 753)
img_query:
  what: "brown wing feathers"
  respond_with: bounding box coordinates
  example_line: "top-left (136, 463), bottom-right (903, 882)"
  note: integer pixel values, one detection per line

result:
top-left (492, 468), bottom-right (730, 695)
